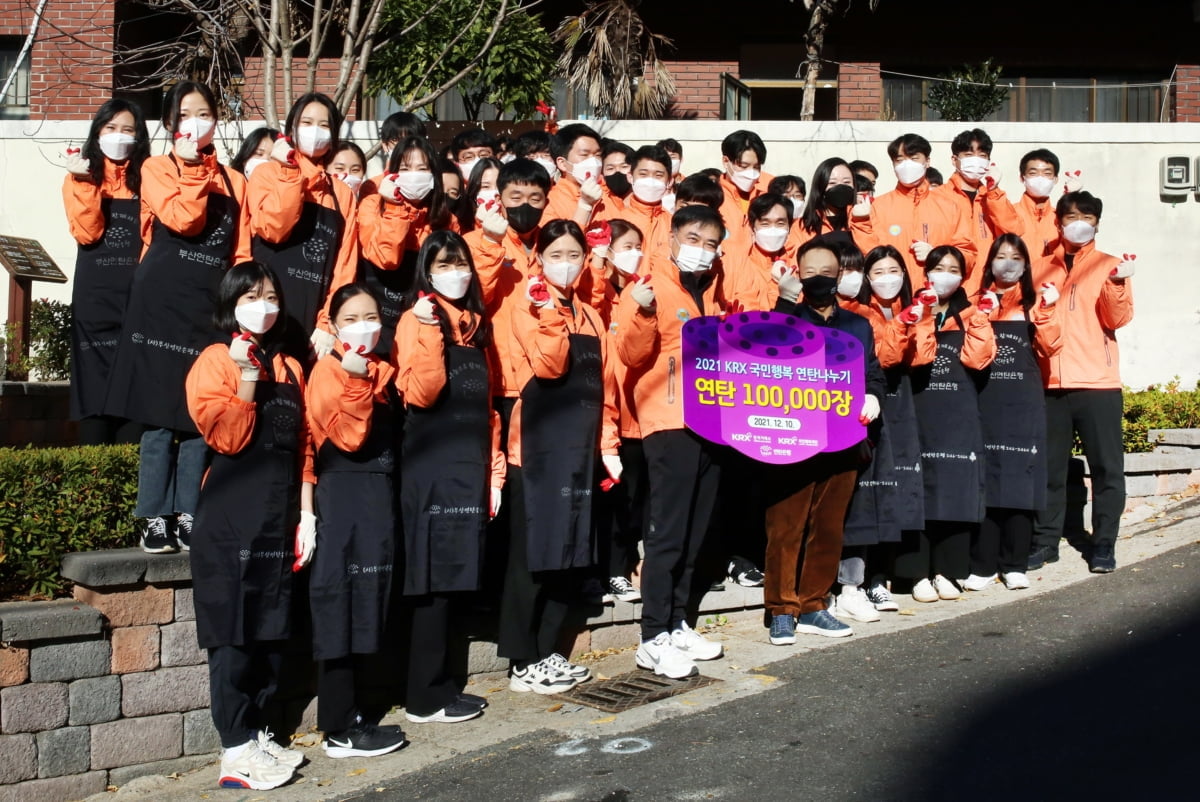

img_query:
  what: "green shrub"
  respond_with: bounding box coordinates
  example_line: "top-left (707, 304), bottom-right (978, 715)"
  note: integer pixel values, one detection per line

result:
top-left (3, 298), bottom-right (72, 382)
top-left (0, 444), bottom-right (138, 599)
top-left (1122, 378), bottom-right (1200, 453)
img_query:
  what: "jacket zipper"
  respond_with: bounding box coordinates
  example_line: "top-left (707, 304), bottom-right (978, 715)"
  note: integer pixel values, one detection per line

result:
top-left (1104, 338), bottom-right (1112, 367)
top-left (668, 356), bottom-right (676, 404)
top-left (1069, 284), bottom-right (1077, 312)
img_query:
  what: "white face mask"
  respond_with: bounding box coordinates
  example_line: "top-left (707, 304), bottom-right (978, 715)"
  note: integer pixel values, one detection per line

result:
top-left (1023, 175), bottom-right (1056, 199)
top-left (500, 154), bottom-right (515, 164)
top-left (632, 177), bottom-right (668, 204)
top-left (661, 192), bottom-right (677, 213)
top-left (430, 269), bottom-right (472, 300)
top-left (98, 133), bottom-right (136, 162)
top-left (244, 157), bottom-right (269, 178)
top-left (790, 197), bottom-right (805, 217)
top-left (335, 173), bottom-right (363, 196)
top-left (397, 171), bottom-right (436, 201)
top-left (234, 300), bottom-right (280, 335)
top-left (611, 249), bottom-right (643, 276)
top-left (476, 188), bottom-right (499, 206)
top-left (730, 166), bottom-right (760, 192)
top-left (295, 125), bottom-right (332, 158)
top-left (675, 242), bottom-right (716, 273)
top-left (894, 159), bottom-right (927, 187)
top-left (533, 156), bottom-right (559, 181)
top-left (754, 227), bottom-right (788, 253)
top-left (176, 116), bottom-right (214, 149)
top-left (958, 155), bottom-right (989, 182)
top-left (1062, 219), bottom-right (1096, 245)
top-left (929, 271), bottom-right (963, 299)
top-left (870, 273), bottom-right (904, 301)
top-left (837, 271), bottom-right (864, 298)
top-left (991, 258), bottom-right (1026, 284)
top-left (338, 320), bottom-right (382, 354)
top-left (670, 158), bottom-right (682, 176)
top-left (541, 260), bottom-right (584, 288)
top-left (570, 156), bottom-right (602, 184)
top-left (457, 161), bottom-right (477, 179)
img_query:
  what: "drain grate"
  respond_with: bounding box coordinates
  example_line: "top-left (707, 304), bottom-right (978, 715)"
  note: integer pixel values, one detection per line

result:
top-left (554, 670), bottom-right (720, 712)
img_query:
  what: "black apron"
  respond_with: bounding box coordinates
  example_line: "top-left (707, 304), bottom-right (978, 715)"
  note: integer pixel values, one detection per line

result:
top-left (842, 415), bottom-right (901, 547)
top-left (191, 360), bottom-right (303, 648)
top-left (360, 197), bottom-right (420, 357)
top-left (70, 197), bottom-right (140, 420)
top-left (911, 325), bottom-right (987, 523)
top-left (520, 325), bottom-right (603, 573)
top-left (401, 345), bottom-right (491, 594)
top-left (310, 378), bottom-right (397, 660)
top-left (104, 161), bottom-right (237, 432)
top-left (252, 183), bottom-right (342, 364)
top-left (882, 368), bottom-right (925, 532)
top-left (978, 317), bottom-right (1048, 511)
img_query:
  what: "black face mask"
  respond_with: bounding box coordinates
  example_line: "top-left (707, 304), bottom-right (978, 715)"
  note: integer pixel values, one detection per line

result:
top-left (800, 274), bottom-right (838, 306)
top-left (506, 203), bottom-right (545, 234)
top-left (824, 184), bottom-right (856, 209)
top-left (605, 172), bottom-right (632, 198)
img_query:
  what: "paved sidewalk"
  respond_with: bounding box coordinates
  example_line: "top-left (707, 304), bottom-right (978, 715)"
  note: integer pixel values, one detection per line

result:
top-left (88, 493), bottom-right (1200, 801)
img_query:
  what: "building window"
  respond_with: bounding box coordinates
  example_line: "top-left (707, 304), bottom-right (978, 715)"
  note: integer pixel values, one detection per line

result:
top-left (0, 37), bottom-right (31, 118)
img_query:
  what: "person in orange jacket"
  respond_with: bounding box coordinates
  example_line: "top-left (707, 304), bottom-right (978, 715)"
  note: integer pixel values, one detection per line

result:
top-left (1014, 148), bottom-right (1077, 283)
top-left (247, 92), bottom-right (358, 363)
top-left (185, 262), bottom-right (314, 790)
top-left (230, 127), bottom-right (278, 179)
top-left (717, 130), bottom-right (775, 249)
top-left (724, 192), bottom-right (802, 311)
top-left (608, 144), bottom-right (674, 260)
top-left (500, 219), bottom-right (621, 694)
top-left (615, 204), bottom-right (731, 680)
top-left (545, 123), bottom-right (612, 227)
top-left (871, 133), bottom-right (977, 287)
top-left (104, 81), bottom-right (253, 555)
top-left (795, 158), bottom-right (879, 255)
top-left (895, 244), bottom-right (997, 603)
top-left (326, 142), bottom-right (367, 200)
top-left (62, 98), bottom-right (151, 446)
top-left (1031, 191), bottom-right (1134, 574)
top-left (933, 129), bottom-right (1024, 292)
top-left (961, 233), bottom-right (1062, 593)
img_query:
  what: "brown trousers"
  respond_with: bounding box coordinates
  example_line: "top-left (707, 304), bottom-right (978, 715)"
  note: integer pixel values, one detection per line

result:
top-left (763, 449), bottom-right (860, 617)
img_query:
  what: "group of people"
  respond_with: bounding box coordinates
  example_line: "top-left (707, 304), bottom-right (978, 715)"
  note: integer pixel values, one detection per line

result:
top-left (62, 81), bottom-right (1134, 791)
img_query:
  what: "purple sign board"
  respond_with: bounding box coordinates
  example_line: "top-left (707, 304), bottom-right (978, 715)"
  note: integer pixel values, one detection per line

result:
top-left (682, 311), bottom-right (866, 465)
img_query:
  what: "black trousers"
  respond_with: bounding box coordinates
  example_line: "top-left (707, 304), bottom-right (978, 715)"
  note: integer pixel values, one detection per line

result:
top-left (1035, 389), bottom-right (1126, 551)
top-left (497, 466), bottom-right (575, 664)
top-left (594, 437), bottom-right (647, 578)
top-left (715, 450), bottom-right (767, 571)
top-left (641, 429), bottom-right (722, 641)
top-left (77, 415), bottom-right (142, 446)
top-left (973, 507), bottom-right (1034, 575)
top-left (405, 594), bottom-right (457, 716)
top-left (481, 397), bottom-right (519, 601)
top-left (893, 521), bottom-right (971, 581)
top-left (207, 642), bottom-right (285, 748)
top-left (317, 656), bottom-right (358, 734)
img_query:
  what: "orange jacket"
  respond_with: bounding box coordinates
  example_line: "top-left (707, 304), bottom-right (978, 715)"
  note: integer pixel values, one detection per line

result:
top-left (305, 351), bottom-right (397, 455)
top-left (139, 153), bottom-right (252, 263)
top-left (185, 343), bottom-right (316, 484)
top-left (394, 298), bottom-right (506, 488)
top-left (247, 155), bottom-right (358, 331)
top-left (615, 254), bottom-right (727, 438)
top-left (596, 277), bottom-right (641, 439)
top-left (871, 179), bottom-right (977, 287)
top-left (610, 195), bottom-right (672, 261)
top-left (723, 238), bottom-right (788, 311)
top-left (62, 159), bottom-right (136, 245)
top-left (980, 284), bottom-right (1063, 359)
top-left (935, 173), bottom-right (1024, 292)
top-left (717, 171), bottom-right (775, 247)
top-left (839, 296), bottom-right (937, 369)
top-left (357, 193), bottom-right (458, 269)
top-left (545, 178), bottom-right (619, 225)
top-left (1036, 242), bottom-right (1133, 389)
top-left (790, 212), bottom-right (880, 256)
top-left (1016, 193), bottom-right (1062, 284)
top-left (934, 303), bottom-right (997, 371)
top-left (466, 225), bottom-right (540, 397)
top-left (507, 293), bottom-right (620, 466)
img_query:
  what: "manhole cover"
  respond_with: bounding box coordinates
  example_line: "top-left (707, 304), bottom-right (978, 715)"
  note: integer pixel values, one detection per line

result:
top-left (554, 670), bottom-right (721, 713)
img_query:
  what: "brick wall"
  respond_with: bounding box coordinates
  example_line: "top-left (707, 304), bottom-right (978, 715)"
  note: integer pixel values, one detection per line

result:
top-left (838, 62), bottom-right (882, 121)
top-left (239, 56), bottom-right (352, 123)
top-left (1174, 65), bottom-right (1200, 122)
top-left (660, 59), bottom-right (738, 120)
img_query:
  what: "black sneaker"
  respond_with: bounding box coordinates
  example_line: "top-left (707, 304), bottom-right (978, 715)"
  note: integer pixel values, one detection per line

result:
top-left (139, 517), bottom-right (178, 554)
top-left (404, 700), bottom-right (482, 724)
top-left (1089, 543), bottom-right (1116, 574)
top-left (728, 557), bottom-right (764, 587)
top-left (458, 692), bottom-right (488, 709)
top-left (322, 723), bottom-right (407, 758)
top-left (173, 513), bottom-right (193, 551)
top-left (1027, 545), bottom-right (1059, 571)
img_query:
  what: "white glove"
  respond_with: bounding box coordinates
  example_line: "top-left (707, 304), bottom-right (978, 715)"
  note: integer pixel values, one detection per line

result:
top-left (982, 162), bottom-right (1002, 191)
top-left (413, 293), bottom-right (439, 325)
top-left (1111, 254), bottom-right (1136, 281)
top-left (1063, 169), bottom-right (1083, 193)
top-left (293, 510), bottom-right (316, 570)
top-left (579, 177), bottom-right (603, 207)
top-left (602, 454), bottom-right (623, 483)
top-left (377, 172), bottom-right (402, 202)
top-left (490, 487), bottom-right (503, 519)
top-left (1040, 282), bottom-right (1060, 308)
top-left (630, 274), bottom-right (656, 310)
top-left (859, 394), bottom-right (881, 425)
top-left (173, 134), bottom-right (199, 163)
top-left (340, 346), bottom-right (369, 377)
top-left (771, 261), bottom-right (803, 303)
top-left (271, 135), bottom-right (296, 167)
top-left (910, 240), bottom-right (932, 264)
top-left (310, 327), bottom-right (337, 359)
top-left (526, 275), bottom-right (554, 309)
top-left (851, 194), bottom-right (872, 219)
top-left (976, 290), bottom-right (999, 315)
top-left (478, 202), bottom-right (508, 242)
top-left (65, 148), bottom-right (90, 176)
top-left (228, 334), bottom-right (262, 381)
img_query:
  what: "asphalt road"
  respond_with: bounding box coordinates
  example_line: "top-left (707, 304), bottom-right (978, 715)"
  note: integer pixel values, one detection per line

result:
top-left (348, 540), bottom-right (1200, 802)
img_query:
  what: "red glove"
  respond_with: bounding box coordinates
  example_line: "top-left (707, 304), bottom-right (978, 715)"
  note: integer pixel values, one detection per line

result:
top-left (585, 221), bottom-right (612, 249)
top-left (526, 275), bottom-right (553, 308)
top-left (915, 281), bottom-right (938, 306)
top-left (976, 290), bottom-right (999, 314)
top-left (720, 299), bottom-right (745, 321)
top-left (378, 172), bottom-right (402, 202)
top-left (898, 304), bottom-right (924, 325)
top-left (600, 477), bottom-right (621, 492)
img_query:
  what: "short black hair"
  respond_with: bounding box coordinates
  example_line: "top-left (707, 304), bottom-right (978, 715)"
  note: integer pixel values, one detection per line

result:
top-left (331, 141), bottom-right (367, 171)
top-left (283, 92), bottom-right (342, 161)
top-left (675, 173), bottom-right (723, 210)
top-left (214, 262), bottom-right (286, 345)
top-left (768, 175), bottom-right (805, 197)
top-left (926, 167), bottom-right (944, 186)
top-left (748, 193), bottom-right (792, 226)
top-left (951, 128), bottom-right (993, 157)
top-left (498, 157), bottom-right (552, 193)
top-left (1021, 148), bottom-right (1060, 176)
top-left (602, 139), bottom-right (635, 163)
top-left (231, 126), bottom-right (279, 174)
top-left (721, 129), bottom-right (766, 164)
top-left (887, 133), bottom-right (931, 160)
top-left (450, 128), bottom-right (498, 159)
top-left (671, 204), bottom-right (725, 238)
top-left (513, 130), bottom-right (553, 158)
top-left (1056, 190), bottom-right (1103, 221)
top-left (552, 123), bottom-right (602, 160)
top-left (380, 111), bottom-right (426, 145)
top-left (698, 167), bottom-right (723, 183)
top-left (607, 219), bottom-right (644, 245)
top-left (797, 237), bottom-right (840, 266)
top-left (632, 144), bottom-right (672, 176)
top-left (656, 138), bottom-right (683, 157)
top-left (848, 160), bottom-right (878, 180)
top-left (854, 173), bottom-right (873, 193)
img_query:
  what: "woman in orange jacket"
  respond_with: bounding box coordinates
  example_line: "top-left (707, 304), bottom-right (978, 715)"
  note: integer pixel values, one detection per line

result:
top-left (63, 98), bottom-right (150, 445)
top-left (895, 245), bottom-right (997, 603)
top-left (963, 234), bottom-right (1062, 592)
top-left (394, 232), bottom-right (502, 721)
top-left (305, 283), bottom-right (408, 757)
top-left (795, 158), bottom-right (878, 255)
top-left (105, 81), bottom-right (252, 555)
top-left (500, 219), bottom-right (620, 695)
top-left (230, 127), bottom-right (278, 178)
top-left (356, 136), bottom-right (458, 355)
top-left (248, 92), bottom-right (358, 363)
top-left (185, 262), bottom-right (313, 790)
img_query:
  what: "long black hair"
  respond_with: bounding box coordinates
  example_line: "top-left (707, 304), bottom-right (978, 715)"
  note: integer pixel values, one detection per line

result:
top-left (981, 233), bottom-right (1037, 312)
top-left (283, 92), bottom-right (342, 165)
top-left (231, 126), bottom-right (279, 174)
top-left (82, 98), bottom-right (150, 194)
top-left (387, 136), bottom-right (452, 231)
top-left (162, 81), bottom-right (217, 135)
top-left (214, 262), bottom-right (286, 350)
top-left (859, 245), bottom-right (914, 307)
top-left (924, 245), bottom-right (971, 319)
top-left (801, 157), bottom-right (853, 236)
top-left (405, 230), bottom-right (491, 349)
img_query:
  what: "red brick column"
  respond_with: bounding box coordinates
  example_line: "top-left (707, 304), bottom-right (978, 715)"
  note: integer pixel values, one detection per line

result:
top-left (837, 62), bottom-right (882, 121)
top-left (660, 59), bottom-right (739, 120)
top-left (1174, 65), bottom-right (1200, 122)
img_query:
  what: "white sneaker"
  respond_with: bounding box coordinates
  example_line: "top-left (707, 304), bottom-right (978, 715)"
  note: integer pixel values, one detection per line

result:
top-left (1002, 571), bottom-right (1031, 590)
top-left (544, 652), bottom-right (591, 683)
top-left (218, 740), bottom-right (294, 790)
top-left (605, 576), bottom-right (641, 603)
top-left (256, 729), bottom-right (303, 768)
top-left (635, 633), bottom-right (698, 679)
top-left (670, 621), bottom-right (723, 660)
top-left (509, 658), bottom-right (577, 694)
top-left (933, 575), bottom-right (961, 600)
top-left (962, 573), bottom-right (997, 592)
top-left (865, 577), bottom-right (900, 611)
top-left (912, 578), bottom-right (939, 603)
top-left (836, 586), bottom-right (881, 622)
